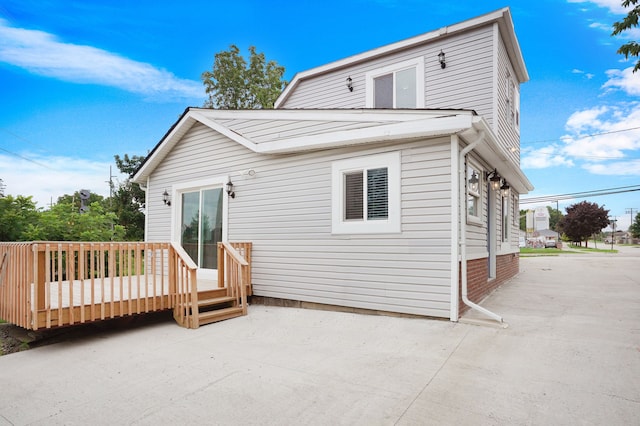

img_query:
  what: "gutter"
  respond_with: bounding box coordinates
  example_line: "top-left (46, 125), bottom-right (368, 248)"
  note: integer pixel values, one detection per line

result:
top-left (457, 130), bottom-right (504, 324)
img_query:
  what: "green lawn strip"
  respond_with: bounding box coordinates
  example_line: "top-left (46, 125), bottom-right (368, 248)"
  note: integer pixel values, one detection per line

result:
top-left (569, 247), bottom-right (618, 254)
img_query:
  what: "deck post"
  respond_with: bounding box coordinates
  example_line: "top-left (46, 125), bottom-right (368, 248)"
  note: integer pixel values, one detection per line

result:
top-left (217, 243), bottom-right (224, 288)
top-left (36, 247), bottom-right (46, 312)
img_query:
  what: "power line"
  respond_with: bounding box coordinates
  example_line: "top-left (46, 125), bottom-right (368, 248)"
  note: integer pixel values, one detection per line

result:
top-left (0, 147), bottom-right (53, 170)
top-left (520, 184), bottom-right (640, 204)
top-left (522, 125), bottom-right (640, 146)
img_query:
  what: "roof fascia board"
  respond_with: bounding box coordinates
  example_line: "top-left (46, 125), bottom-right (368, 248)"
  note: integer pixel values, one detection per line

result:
top-left (258, 114), bottom-right (473, 154)
top-left (189, 108), bottom-right (469, 123)
top-left (132, 115), bottom-right (197, 184)
top-left (276, 7), bottom-right (524, 107)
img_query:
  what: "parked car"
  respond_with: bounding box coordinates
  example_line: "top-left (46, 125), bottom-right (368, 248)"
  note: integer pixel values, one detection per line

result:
top-left (545, 239), bottom-right (557, 248)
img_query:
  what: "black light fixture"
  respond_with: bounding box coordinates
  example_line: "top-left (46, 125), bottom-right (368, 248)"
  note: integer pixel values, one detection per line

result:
top-left (226, 180), bottom-right (235, 198)
top-left (468, 170), bottom-right (479, 192)
top-left (162, 189), bottom-right (171, 206)
top-left (438, 50), bottom-right (446, 69)
top-left (500, 180), bottom-right (510, 196)
top-left (346, 76), bottom-right (353, 92)
top-left (487, 169), bottom-right (501, 191)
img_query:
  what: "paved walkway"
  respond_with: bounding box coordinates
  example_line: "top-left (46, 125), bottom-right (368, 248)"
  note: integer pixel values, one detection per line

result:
top-left (1, 246), bottom-right (639, 425)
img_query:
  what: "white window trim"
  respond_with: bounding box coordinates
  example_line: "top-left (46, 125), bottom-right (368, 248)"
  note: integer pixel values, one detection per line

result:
top-left (331, 152), bottom-right (401, 234)
top-left (365, 57), bottom-right (425, 108)
top-left (466, 163), bottom-right (482, 226)
top-left (169, 176), bottom-right (230, 244)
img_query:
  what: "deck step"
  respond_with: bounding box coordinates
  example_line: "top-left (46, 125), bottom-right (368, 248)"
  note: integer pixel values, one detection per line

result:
top-left (197, 288), bottom-right (228, 300)
top-left (198, 306), bottom-right (244, 326)
top-left (198, 295), bottom-right (236, 309)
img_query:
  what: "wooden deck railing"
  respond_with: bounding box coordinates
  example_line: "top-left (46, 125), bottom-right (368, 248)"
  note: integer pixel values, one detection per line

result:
top-left (218, 242), bottom-right (251, 315)
top-left (0, 241), bottom-right (251, 330)
top-left (169, 242), bottom-right (199, 328)
top-left (0, 242), bottom-right (200, 330)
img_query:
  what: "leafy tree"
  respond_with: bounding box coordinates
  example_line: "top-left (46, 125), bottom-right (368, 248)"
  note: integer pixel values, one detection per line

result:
top-left (0, 195), bottom-right (39, 241)
top-left (612, 0), bottom-right (640, 72)
top-left (557, 201), bottom-right (610, 247)
top-left (112, 154), bottom-right (146, 241)
top-left (201, 45), bottom-right (287, 109)
top-left (630, 212), bottom-right (640, 238)
top-left (547, 206), bottom-right (563, 232)
top-left (23, 198), bottom-right (124, 241)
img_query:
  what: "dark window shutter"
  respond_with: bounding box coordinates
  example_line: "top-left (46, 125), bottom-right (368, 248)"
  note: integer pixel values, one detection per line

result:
top-left (344, 172), bottom-right (363, 220)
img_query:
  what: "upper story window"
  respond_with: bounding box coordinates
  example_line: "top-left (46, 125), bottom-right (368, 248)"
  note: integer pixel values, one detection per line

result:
top-left (332, 152), bottom-right (401, 234)
top-left (365, 58), bottom-right (425, 109)
top-left (506, 71), bottom-right (520, 132)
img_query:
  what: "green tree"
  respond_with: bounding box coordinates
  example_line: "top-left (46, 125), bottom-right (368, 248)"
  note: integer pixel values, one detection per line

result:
top-left (547, 206), bottom-right (563, 232)
top-left (112, 154), bottom-right (146, 241)
top-left (612, 0), bottom-right (640, 72)
top-left (23, 198), bottom-right (124, 241)
top-left (0, 195), bottom-right (39, 241)
top-left (201, 45), bottom-right (287, 109)
top-left (630, 212), bottom-right (640, 238)
top-left (557, 201), bottom-right (610, 247)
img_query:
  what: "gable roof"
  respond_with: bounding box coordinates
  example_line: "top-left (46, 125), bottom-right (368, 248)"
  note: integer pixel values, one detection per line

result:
top-left (274, 7), bottom-right (528, 108)
top-left (132, 107), bottom-right (533, 193)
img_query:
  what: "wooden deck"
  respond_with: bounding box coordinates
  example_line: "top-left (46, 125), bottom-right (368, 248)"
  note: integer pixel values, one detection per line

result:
top-left (0, 241), bottom-right (251, 330)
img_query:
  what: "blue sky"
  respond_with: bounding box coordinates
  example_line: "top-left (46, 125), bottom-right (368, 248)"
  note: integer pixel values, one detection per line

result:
top-left (1, 0), bottom-right (639, 230)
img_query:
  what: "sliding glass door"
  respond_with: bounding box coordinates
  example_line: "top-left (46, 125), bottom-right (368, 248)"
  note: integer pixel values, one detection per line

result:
top-left (180, 187), bottom-right (223, 276)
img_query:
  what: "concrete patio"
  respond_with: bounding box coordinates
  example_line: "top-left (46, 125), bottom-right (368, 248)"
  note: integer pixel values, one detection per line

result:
top-left (1, 246), bottom-right (638, 425)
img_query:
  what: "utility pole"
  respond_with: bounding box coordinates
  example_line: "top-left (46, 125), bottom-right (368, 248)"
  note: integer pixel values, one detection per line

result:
top-left (610, 217), bottom-right (617, 250)
top-left (626, 208), bottom-right (637, 232)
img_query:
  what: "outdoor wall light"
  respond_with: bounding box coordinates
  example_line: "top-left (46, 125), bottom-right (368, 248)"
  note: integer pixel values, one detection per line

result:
top-left (500, 180), bottom-right (510, 196)
top-left (346, 76), bottom-right (353, 92)
top-left (468, 170), bottom-right (479, 192)
top-left (487, 169), bottom-right (501, 191)
top-left (162, 189), bottom-right (171, 206)
top-left (438, 50), bottom-right (446, 69)
top-left (226, 180), bottom-right (235, 199)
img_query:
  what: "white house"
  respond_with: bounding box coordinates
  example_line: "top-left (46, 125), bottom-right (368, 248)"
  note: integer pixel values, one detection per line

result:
top-left (133, 7), bottom-right (533, 322)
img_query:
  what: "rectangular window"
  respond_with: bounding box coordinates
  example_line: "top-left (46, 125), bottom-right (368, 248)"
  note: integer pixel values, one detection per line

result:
top-left (506, 71), bottom-right (520, 132)
top-left (502, 195), bottom-right (509, 242)
top-left (467, 164), bottom-right (482, 224)
top-left (332, 152), bottom-right (400, 234)
top-left (366, 58), bottom-right (425, 109)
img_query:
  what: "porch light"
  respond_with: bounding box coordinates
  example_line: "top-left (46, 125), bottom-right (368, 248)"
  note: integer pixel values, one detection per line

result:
top-left (487, 169), bottom-right (501, 191)
top-left (346, 76), bottom-right (353, 92)
top-left (162, 189), bottom-right (171, 206)
top-left (500, 180), bottom-right (510, 196)
top-left (468, 170), bottom-right (479, 192)
top-left (226, 180), bottom-right (235, 198)
top-left (438, 50), bottom-right (446, 69)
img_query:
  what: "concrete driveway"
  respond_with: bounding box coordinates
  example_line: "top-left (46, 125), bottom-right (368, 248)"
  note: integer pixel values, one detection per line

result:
top-left (1, 246), bottom-right (639, 425)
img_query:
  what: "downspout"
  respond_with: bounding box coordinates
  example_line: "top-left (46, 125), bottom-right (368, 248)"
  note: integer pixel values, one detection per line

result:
top-left (458, 130), bottom-right (504, 324)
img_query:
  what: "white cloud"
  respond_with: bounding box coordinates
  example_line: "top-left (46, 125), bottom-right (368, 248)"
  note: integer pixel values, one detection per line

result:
top-left (521, 146), bottom-right (575, 169)
top-left (0, 152), bottom-right (127, 209)
top-left (565, 106), bottom-right (608, 131)
top-left (603, 67), bottom-right (640, 95)
top-left (0, 18), bottom-right (202, 100)
top-left (567, 0), bottom-right (627, 14)
top-left (524, 103), bottom-right (640, 174)
top-left (582, 159), bottom-right (640, 175)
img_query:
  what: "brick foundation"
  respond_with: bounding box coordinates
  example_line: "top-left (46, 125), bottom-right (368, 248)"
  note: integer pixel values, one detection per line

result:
top-left (458, 252), bottom-right (519, 316)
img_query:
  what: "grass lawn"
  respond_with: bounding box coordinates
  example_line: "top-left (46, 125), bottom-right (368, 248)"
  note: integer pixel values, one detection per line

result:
top-left (520, 247), bottom-right (565, 256)
top-left (567, 246), bottom-right (618, 254)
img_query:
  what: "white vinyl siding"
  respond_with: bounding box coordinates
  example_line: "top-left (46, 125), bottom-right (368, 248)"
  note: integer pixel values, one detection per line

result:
top-left (147, 123), bottom-right (453, 318)
top-left (280, 26), bottom-right (496, 127)
top-left (496, 32), bottom-right (521, 166)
